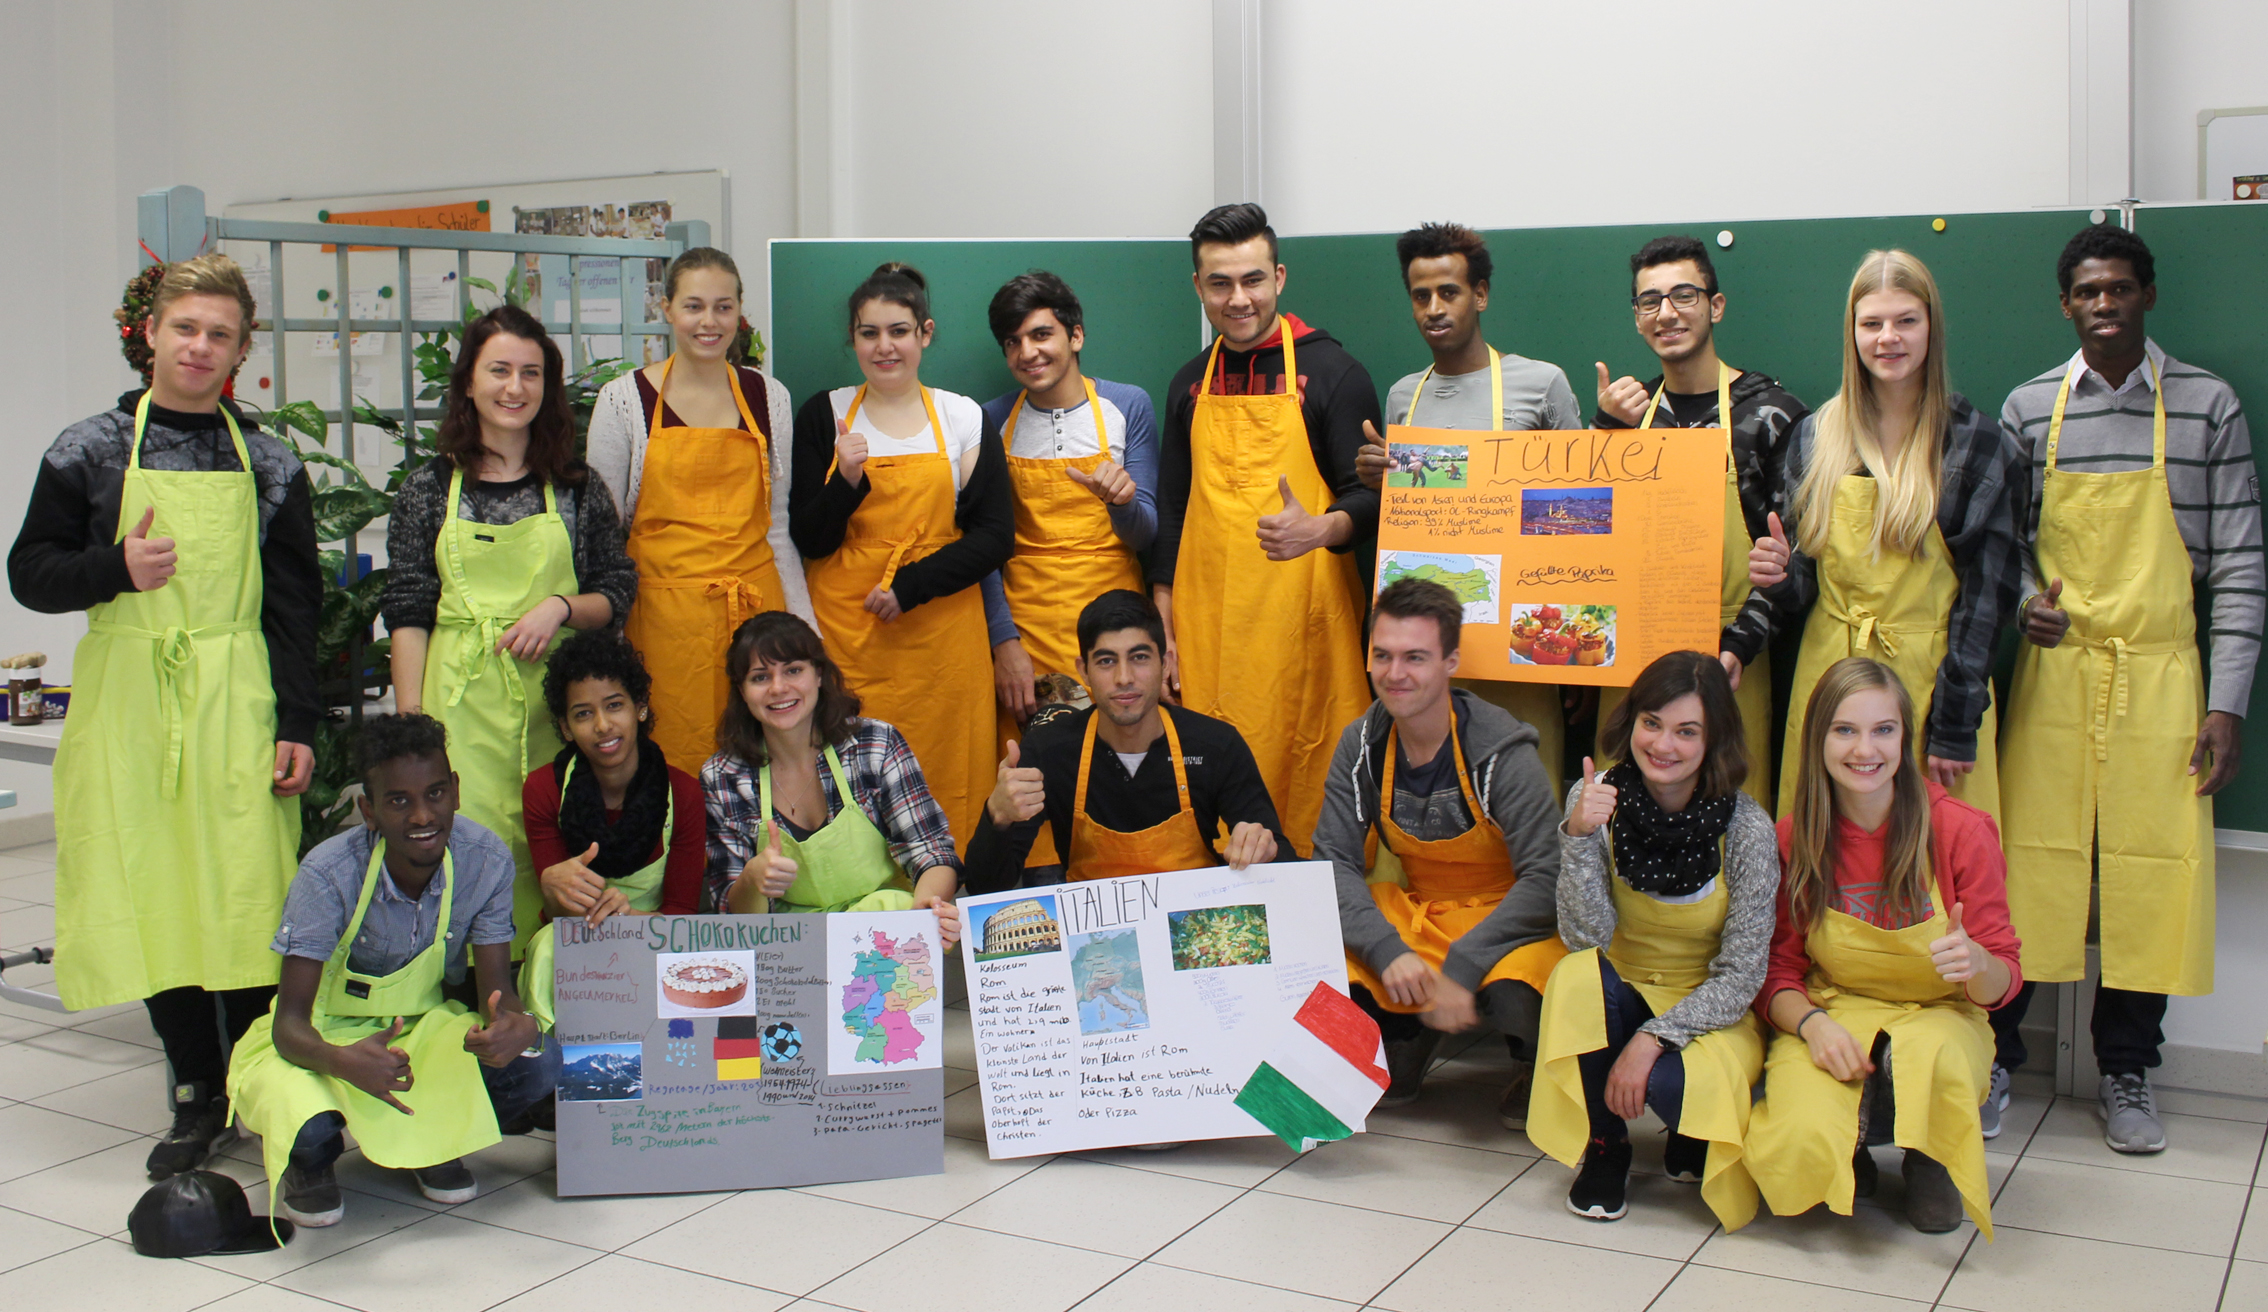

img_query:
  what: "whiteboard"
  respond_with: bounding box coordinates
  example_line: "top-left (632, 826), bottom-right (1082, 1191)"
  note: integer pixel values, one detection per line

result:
top-left (2200, 109), bottom-right (2268, 201)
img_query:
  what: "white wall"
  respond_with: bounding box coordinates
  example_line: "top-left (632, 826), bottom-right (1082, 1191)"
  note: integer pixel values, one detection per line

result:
top-left (2136, 0), bottom-right (2268, 200)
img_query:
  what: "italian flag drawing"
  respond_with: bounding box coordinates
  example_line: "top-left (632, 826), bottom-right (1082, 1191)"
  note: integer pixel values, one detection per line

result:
top-left (1233, 982), bottom-right (1388, 1151)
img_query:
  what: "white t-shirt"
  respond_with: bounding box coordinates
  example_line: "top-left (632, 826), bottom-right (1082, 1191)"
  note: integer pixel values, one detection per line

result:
top-left (826, 386), bottom-right (986, 486)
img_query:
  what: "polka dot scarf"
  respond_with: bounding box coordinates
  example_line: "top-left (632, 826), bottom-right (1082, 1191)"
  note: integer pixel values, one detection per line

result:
top-left (1604, 759), bottom-right (1732, 897)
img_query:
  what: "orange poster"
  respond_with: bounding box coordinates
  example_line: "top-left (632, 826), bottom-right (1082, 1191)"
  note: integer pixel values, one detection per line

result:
top-left (1375, 426), bottom-right (1726, 686)
top-left (322, 201), bottom-right (491, 251)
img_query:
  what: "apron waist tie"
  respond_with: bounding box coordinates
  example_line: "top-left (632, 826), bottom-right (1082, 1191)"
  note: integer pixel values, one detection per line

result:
top-left (444, 616), bottom-right (527, 710)
top-left (88, 617), bottom-right (260, 799)
top-left (1821, 604), bottom-right (1929, 660)
top-left (2066, 632), bottom-right (2191, 760)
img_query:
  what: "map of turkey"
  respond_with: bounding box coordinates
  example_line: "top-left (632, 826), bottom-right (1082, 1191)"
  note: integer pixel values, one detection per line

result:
top-left (838, 930), bottom-right (938, 1065)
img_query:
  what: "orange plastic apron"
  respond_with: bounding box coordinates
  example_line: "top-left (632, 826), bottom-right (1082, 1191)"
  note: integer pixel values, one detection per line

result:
top-left (804, 385), bottom-right (993, 847)
top-left (1065, 709), bottom-right (1216, 882)
top-left (1344, 725), bottom-right (1570, 1010)
top-left (1174, 322), bottom-right (1369, 851)
top-left (623, 357), bottom-right (786, 774)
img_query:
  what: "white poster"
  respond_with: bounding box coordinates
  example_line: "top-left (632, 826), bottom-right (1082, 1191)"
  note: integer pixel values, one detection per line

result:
top-left (824, 910), bottom-right (946, 1077)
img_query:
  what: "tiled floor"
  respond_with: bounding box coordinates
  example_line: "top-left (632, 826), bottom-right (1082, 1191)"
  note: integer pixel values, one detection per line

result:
top-left (1, 837), bottom-right (2263, 1310)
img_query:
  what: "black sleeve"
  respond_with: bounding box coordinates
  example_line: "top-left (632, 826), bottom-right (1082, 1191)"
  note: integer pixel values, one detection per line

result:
top-left (261, 471), bottom-right (324, 745)
top-left (570, 472), bottom-right (639, 624)
top-left (1311, 352), bottom-right (1384, 555)
top-left (1150, 366), bottom-right (1197, 587)
top-left (1189, 711), bottom-right (1294, 858)
top-left (961, 710), bottom-right (1079, 894)
top-left (380, 461), bottom-right (446, 633)
top-left (891, 413), bottom-right (1013, 611)
top-left (7, 456), bottom-right (133, 613)
top-left (788, 391), bottom-right (869, 560)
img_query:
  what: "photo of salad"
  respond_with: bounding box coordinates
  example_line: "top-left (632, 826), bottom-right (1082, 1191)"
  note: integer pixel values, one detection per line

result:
top-left (1507, 603), bottom-right (1615, 667)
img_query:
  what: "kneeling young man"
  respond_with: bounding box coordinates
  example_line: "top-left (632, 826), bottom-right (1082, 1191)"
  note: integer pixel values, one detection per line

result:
top-left (1315, 578), bottom-right (1567, 1126)
top-left (229, 714), bottom-right (557, 1227)
top-left (964, 589), bottom-right (1288, 890)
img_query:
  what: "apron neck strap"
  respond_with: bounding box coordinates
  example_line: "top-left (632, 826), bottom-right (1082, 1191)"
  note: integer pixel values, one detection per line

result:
top-left (1381, 713), bottom-right (1481, 818)
top-left (760, 739), bottom-right (857, 833)
top-left (1001, 377), bottom-right (1109, 461)
top-left (1404, 346), bottom-right (1503, 431)
top-left (2047, 354), bottom-right (2165, 476)
top-left (442, 462), bottom-right (554, 522)
top-left (1199, 318), bottom-right (1297, 403)
top-left (130, 391), bottom-right (250, 477)
top-left (1638, 360), bottom-right (1732, 433)
top-left (833, 384), bottom-right (946, 480)
top-left (338, 837), bottom-right (457, 970)
top-left (1077, 707), bottom-right (1191, 820)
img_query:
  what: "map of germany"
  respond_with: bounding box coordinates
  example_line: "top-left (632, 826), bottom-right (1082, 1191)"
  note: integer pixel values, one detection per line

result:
top-left (839, 929), bottom-right (937, 1065)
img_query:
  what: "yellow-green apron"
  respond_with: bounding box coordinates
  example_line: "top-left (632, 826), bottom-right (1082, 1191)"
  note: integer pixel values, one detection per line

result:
top-left (520, 755), bottom-right (672, 1030)
top-left (228, 842), bottom-right (500, 1196)
top-left (758, 743), bottom-right (915, 913)
top-left (422, 467), bottom-right (578, 954)
top-left (53, 395), bottom-right (299, 1009)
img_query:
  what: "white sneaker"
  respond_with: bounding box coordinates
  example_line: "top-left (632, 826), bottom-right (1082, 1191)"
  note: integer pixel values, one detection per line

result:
top-left (2098, 1073), bottom-right (2166, 1154)
top-left (1979, 1064), bottom-right (2011, 1140)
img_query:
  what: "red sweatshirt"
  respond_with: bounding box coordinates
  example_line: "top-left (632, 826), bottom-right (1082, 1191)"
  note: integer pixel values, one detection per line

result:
top-left (1761, 784), bottom-right (2023, 1014)
top-left (522, 761), bottom-right (707, 916)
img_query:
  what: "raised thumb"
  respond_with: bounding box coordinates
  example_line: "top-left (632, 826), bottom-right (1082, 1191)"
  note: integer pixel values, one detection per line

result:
top-left (1362, 418), bottom-right (1380, 444)
top-left (1582, 755), bottom-right (1597, 782)
top-left (1948, 901), bottom-right (1966, 935)
top-left (1594, 361), bottom-right (1610, 392)
top-left (1767, 511), bottom-right (1787, 545)
top-left (764, 817), bottom-right (779, 853)
top-left (581, 842), bottom-right (600, 865)
top-left (129, 506), bottom-right (155, 539)
top-left (1065, 465), bottom-right (1093, 487)
top-left (1277, 475), bottom-right (1302, 512)
top-left (1004, 740), bottom-right (1021, 769)
top-left (2044, 579), bottom-right (2063, 607)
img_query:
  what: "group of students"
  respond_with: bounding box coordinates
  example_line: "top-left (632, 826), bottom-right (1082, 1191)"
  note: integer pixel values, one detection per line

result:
top-left (8, 201), bottom-right (2254, 1246)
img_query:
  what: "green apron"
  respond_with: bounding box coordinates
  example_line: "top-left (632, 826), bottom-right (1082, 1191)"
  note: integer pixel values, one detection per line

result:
top-left (520, 754), bottom-right (671, 1030)
top-left (52, 395), bottom-right (299, 1010)
top-left (422, 467), bottom-right (578, 955)
top-left (227, 840), bottom-right (500, 1196)
top-left (758, 743), bottom-right (915, 912)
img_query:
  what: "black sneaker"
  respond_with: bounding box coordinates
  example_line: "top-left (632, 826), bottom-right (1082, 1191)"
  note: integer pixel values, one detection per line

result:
top-left (146, 1082), bottom-right (235, 1181)
top-left (412, 1158), bottom-right (478, 1204)
top-left (279, 1160), bottom-right (344, 1227)
top-left (1852, 1142), bottom-right (1879, 1199)
top-left (1378, 1031), bottom-right (1441, 1108)
top-left (497, 1091), bottom-right (557, 1136)
top-left (1661, 1132), bottom-right (1706, 1183)
top-left (1567, 1137), bottom-right (1632, 1221)
top-left (1901, 1149), bottom-right (1963, 1233)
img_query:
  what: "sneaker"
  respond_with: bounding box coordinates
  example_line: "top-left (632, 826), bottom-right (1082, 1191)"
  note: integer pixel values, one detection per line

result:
top-left (1566, 1137), bottom-right (1632, 1220)
top-left (412, 1158), bottom-right (478, 1204)
top-left (279, 1161), bottom-right (344, 1227)
top-left (146, 1082), bottom-right (236, 1181)
top-left (1378, 1031), bottom-right (1441, 1108)
top-left (2098, 1072), bottom-right (2167, 1154)
top-left (497, 1091), bottom-right (557, 1136)
top-left (1979, 1064), bottom-right (2011, 1140)
top-left (1901, 1149), bottom-right (1964, 1233)
top-left (1661, 1132), bottom-right (1706, 1183)
top-left (1496, 1058), bottom-right (1535, 1131)
top-left (1852, 1142), bottom-right (1879, 1199)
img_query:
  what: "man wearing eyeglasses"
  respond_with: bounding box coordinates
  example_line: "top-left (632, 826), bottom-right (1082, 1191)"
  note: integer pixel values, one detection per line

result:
top-left (1595, 236), bottom-right (1808, 804)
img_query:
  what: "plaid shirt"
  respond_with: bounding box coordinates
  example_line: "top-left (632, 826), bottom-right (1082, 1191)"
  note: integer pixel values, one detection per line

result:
top-left (1720, 393), bottom-right (2026, 762)
top-left (700, 718), bottom-right (962, 911)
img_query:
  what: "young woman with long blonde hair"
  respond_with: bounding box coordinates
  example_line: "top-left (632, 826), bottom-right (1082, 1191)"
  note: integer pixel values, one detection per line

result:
top-left (1727, 251), bottom-right (2024, 817)
top-left (1746, 657), bottom-right (2020, 1236)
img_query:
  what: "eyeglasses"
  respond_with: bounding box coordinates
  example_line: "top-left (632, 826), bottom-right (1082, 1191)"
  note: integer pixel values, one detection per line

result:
top-left (1632, 284), bottom-right (1709, 314)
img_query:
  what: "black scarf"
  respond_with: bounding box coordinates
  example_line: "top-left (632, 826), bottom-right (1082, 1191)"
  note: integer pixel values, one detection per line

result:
top-left (552, 738), bottom-right (672, 879)
top-left (1604, 759), bottom-right (1733, 897)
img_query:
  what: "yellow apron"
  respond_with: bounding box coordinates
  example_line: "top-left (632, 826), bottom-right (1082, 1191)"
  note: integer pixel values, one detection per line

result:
top-left (805, 385), bottom-right (993, 849)
top-left (1777, 476), bottom-right (1998, 818)
top-left (1345, 725), bottom-right (1569, 1007)
top-left (229, 842), bottom-right (500, 1197)
top-left (997, 379), bottom-right (1146, 870)
top-left (623, 357), bottom-right (786, 775)
top-left (2000, 362), bottom-right (2211, 994)
top-left (1175, 322), bottom-right (1370, 852)
top-left (53, 396), bottom-right (299, 1009)
top-left (1532, 845), bottom-right (1766, 1230)
top-left (520, 754), bottom-right (673, 1030)
top-left (1598, 364), bottom-right (1774, 810)
top-left (758, 742), bottom-right (916, 913)
top-left (1065, 709), bottom-right (1218, 882)
top-left (1406, 347), bottom-right (1566, 799)
top-left (424, 468), bottom-right (579, 955)
top-left (1746, 878), bottom-right (1996, 1237)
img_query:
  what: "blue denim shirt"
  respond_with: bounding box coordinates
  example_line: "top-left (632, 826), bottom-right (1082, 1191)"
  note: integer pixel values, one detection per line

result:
top-left (271, 819), bottom-right (518, 984)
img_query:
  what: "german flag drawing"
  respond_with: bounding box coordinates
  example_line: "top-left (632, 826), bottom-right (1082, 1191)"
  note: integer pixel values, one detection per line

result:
top-left (713, 1015), bottom-right (763, 1081)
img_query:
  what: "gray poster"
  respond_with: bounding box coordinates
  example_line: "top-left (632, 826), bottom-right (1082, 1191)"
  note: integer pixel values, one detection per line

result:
top-left (552, 912), bottom-right (944, 1196)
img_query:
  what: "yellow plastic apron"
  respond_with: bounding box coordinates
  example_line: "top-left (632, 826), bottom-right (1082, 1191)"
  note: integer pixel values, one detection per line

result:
top-left (805, 385), bottom-right (994, 850)
top-left (1598, 364), bottom-right (1774, 810)
top-left (758, 742), bottom-right (916, 913)
top-left (423, 468), bottom-right (579, 955)
top-left (1407, 347), bottom-right (1566, 799)
top-left (1532, 842), bottom-right (1766, 1230)
top-left (1175, 323), bottom-right (1370, 852)
top-left (623, 357), bottom-right (786, 775)
top-left (1777, 476), bottom-right (1998, 819)
top-left (229, 842), bottom-right (500, 1197)
top-left (2000, 362), bottom-right (2211, 994)
top-left (520, 755), bottom-right (672, 1030)
top-left (1746, 877), bottom-right (1996, 1237)
top-left (998, 378), bottom-right (1146, 870)
top-left (1065, 709), bottom-right (1217, 882)
top-left (52, 395), bottom-right (299, 1009)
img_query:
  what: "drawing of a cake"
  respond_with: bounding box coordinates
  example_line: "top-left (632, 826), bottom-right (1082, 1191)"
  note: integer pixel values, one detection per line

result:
top-left (661, 957), bottom-right (748, 1009)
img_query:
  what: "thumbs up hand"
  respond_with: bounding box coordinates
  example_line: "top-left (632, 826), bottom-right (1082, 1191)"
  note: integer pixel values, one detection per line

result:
top-left (1749, 511), bottom-right (1792, 589)
top-left (2023, 578), bottom-right (2070, 649)
top-left (1258, 475), bottom-right (1344, 560)
top-left (744, 818), bottom-right (799, 901)
top-left (1066, 459), bottom-right (1136, 506)
top-left (1928, 901), bottom-right (1987, 983)
top-left (1594, 362), bottom-right (1649, 428)
top-left (987, 740), bottom-right (1047, 828)
top-left (122, 506), bottom-right (179, 591)
top-left (540, 841), bottom-right (608, 919)
top-left (834, 416), bottom-right (869, 487)
top-left (1356, 419), bottom-right (1389, 491)
top-left (1564, 757), bottom-right (1620, 838)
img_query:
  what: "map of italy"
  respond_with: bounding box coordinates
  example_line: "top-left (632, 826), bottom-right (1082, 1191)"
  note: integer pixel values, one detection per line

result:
top-left (839, 929), bottom-right (938, 1065)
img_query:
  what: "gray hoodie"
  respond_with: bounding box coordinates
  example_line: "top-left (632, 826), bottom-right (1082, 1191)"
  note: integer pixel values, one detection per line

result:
top-left (1313, 688), bottom-right (1563, 991)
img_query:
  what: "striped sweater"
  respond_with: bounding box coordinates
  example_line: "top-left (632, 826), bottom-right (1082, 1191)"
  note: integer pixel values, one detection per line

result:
top-left (2000, 340), bottom-right (2264, 716)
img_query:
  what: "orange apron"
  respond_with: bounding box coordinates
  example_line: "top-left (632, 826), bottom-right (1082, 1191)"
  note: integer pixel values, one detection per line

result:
top-left (623, 357), bottom-right (786, 774)
top-left (999, 379), bottom-right (1146, 870)
top-left (805, 385), bottom-right (993, 847)
top-left (1344, 724), bottom-right (1570, 1010)
top-left (1065, 709), bottom-right (1216, 882)
top-left (1174, 321), bottom-right (1369, 851)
